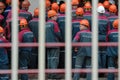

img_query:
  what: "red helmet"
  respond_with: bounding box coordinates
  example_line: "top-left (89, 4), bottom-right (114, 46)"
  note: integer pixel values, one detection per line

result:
top-left (84, 2), bottom-right (91, 9)
top-left (48, 10), bottom-right (57, 18)
top-left (51, 3), bottom-right (59, 12)
top-left (109, 4), bottom-right (117, 13)
top-left (80, 19), bottom-right (89, 27)
top-left (0, 26), bottom-right (4, 33)
top-left (72, 0), bottom-right (79, 5)
top-left (6, 0), bottom-right (11, 4)
top-left (98, 3), bottom-right (103, 7)
top-left (103, 1), bottom-right (110, 9)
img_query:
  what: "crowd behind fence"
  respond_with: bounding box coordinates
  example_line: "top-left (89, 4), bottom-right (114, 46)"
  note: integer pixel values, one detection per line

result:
top-left (0, 0), bottom-right (119, 80)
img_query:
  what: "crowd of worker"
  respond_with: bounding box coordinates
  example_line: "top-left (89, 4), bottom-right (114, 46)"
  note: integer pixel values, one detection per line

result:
top-left (0, 0), bottom-right (119, 80)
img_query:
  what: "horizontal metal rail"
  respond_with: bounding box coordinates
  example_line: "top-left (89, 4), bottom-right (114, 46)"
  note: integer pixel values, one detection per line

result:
top-left (0, 42), bottom-right (119, 47)
top-left (0, 69), bottom-right (119, 74)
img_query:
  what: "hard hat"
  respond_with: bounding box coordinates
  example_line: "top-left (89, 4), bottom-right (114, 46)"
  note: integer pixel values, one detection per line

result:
top-left (78, 0), bottom-right (81, 2)
top-left (60, 3), bottom-right (66, 13)
top-left (84, 2), bottom-right (91, 9)
top-left (46, 0), bottom-right (51, 8)
top-left (98, 3), bottom-right (103, 7)
top-left (103, 1), bottom-right (110, 9)
top-left (80, 19), bottom-right (89, 27)
top-left (20, 19), bottom-right (28, 26)
top-left (113, 19), bottom-right (119, 29)
top-left (48, 10), bottom-right (57, 18)
top-left (34, 8), bottom-right (39, 16)
top-left (97, 6), bottom-right (105, 13)
top-left (0, 2), bottom-right (5, 9)
top-left (51, 3), bottom-right (59, 12)
top-left (109, 4), bottom-right (117, 13)
top-left (0, 26), bottom-right (4, 33)
top-left (6, 0), bottom-right (11, 4)
top-left (72, 0), bottom-right (79, 5)
top-left (76, 7), bottom-right (84, 16)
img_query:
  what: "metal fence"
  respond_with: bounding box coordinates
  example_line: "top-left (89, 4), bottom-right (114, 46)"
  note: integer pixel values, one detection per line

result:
top-left (4, 0), bottom-right (120, 80)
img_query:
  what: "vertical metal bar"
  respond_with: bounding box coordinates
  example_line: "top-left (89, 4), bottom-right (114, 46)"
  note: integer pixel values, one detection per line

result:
top-left (92, 0), bottom-right (98, 80)
top-left (65, 0), bottom-right (72, 80)
top-left (118, 0), bottom-right (120, 79)
top-left (38, 0), bottom-right (46, 80)
top-left (11, 0), bottom-right (18, 80)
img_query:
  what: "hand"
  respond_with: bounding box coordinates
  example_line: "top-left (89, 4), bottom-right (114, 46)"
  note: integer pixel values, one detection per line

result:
top-left (2, 36), bottom-right (6, 39)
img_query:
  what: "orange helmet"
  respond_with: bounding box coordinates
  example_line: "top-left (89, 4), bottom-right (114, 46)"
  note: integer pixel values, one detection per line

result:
top-left (0, 2), bottom-right (5, 9)
top-left (48, 10), bottom-right (57, 18)
top-left (34, 8), bottom-right (39, 16)
top-left (6, 0), bottom-right (11, 4)
top-left (51, 3), bottom-right (59, 12)
top-left (84, 2), bottom-right (91, 9)
top-left (109, 4), bottom-right (117, 13)
top-left (98, 3), bottom-right (103, 7)
top-left (103, 1), bottom-right (110, 9)
top-left (78, 0), bottom-right (81, 2)
top-left (76, 7), bottom-right (84, 16)
top-left (113, 19), bottom-right (119, 29)
top-left (72, 0), bottom-right (79, 5)
top-left (0, 26), bottom-right (4, 33)
top-left (46, 0), bottom-right (51, 8)
top-left (20, 19), bottom-right (28, 27)
top-left (80, 19), bottom-right (89, 27)
top-left (60, 3), bottom-right (66, 13)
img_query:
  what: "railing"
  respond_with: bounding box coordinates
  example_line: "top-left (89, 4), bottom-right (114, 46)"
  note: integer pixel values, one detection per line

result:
top-left (5, 0), bottom-right (120, 80)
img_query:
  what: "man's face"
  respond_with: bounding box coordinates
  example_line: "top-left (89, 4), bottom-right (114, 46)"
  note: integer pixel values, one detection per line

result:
top-left (80, 24), bottom-right (85, 30)
top-left (0, 3), bottom-right (5, 14)
top-left (22, 5), bottom-right (29, 11)
top-left (85, 8), bottom-right (91, 12)
top-left (0, 8), bottom-right (4, 14)
top-left (21, 1), bottom-right (30, 11)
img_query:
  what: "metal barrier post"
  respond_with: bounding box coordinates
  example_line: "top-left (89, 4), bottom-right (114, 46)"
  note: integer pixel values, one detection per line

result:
top-left (11, 0), bottom-right (18, 80)
top-left (65, 0), bottom-right (72, 80)
top-left (118, 0), bottom-right (120, 79)
top-left (38, 0), bottom-right (46, 80)
top-left (92, 0), bottom-right (98, 80)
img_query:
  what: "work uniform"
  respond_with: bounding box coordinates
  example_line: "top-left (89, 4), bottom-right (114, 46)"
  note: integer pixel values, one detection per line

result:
top-left (28, 17), bottom-right (39, 68)
top-left (106, 29), bottom-right (118, 80)
top-left (19, 10), bottom-right (32, 21)
top-left (108, 13), bottom-right (118, 30)
top-left (0, 37), bottom-right (9, 80)
top-left (4, 17), bottom-right (24, 41)
top-left (83, 11), bottom-right (92, 30)
top-left (57, 13), bottom-right (65, 68)
top-left (98, 14), bottom-right (109, 68)
top-left (73, 29), bottom-right (92, 80)
top-left (46, 20), bottom-right (62, 79)
top-left (19, 28), bottom-right (35, 80)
